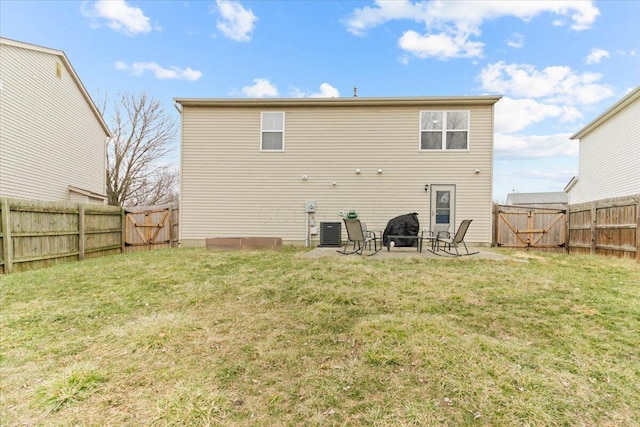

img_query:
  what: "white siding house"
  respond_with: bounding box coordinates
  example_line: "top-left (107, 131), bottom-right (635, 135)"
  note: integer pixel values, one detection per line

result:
top-left (176, 96), bottom-right (501, 247)
top-left (0, 37), bottom-right (109, 203)
top-left (566, 87), bottom-right (640, 204)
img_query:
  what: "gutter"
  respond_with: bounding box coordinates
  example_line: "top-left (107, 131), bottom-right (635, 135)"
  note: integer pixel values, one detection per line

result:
top-left (173, 95), bottom-right (503, 109)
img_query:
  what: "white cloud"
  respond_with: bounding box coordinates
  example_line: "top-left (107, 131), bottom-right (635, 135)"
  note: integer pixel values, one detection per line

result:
top-left (586, 48), bottom-right (610, 64)
top-left (516, 168), bottom-right (578, 182)
top-left (288, 87), bottom-right (306, 98)
top-left (495, 166), bottom-right (577, 197)
top-left (495, 132), bottom-right (577, 159)
top-left (479, 61), bottom-right (613, 105)
top-left (82, 0), bottom-right (152, 36)
top-left (495, 97), bottom-right (581, 134)
top-left (241, 78), bottom-right (278, 97)
top-left (506, 33), bottom-right (524, 49)
top-left (398, 30), bottom-right (483, 59)
top-left (345, 0), bottom-right (420, 37)
top-left (345, 0), bottom-right (599, 59)
top-left (310, 83), bottom-right (340, 98)
top-left (288, 83), bottom-right (340, 98)
top-left (115, 61), bottom-right (202, 81)
top-left (215, 0), bottom-right (257, 42)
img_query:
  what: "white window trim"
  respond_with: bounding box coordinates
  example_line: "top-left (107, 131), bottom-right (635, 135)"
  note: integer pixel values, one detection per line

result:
top-left (260, 111), bottom-right (285, 152)
top-left (418, 110), bottom-right (470, 151)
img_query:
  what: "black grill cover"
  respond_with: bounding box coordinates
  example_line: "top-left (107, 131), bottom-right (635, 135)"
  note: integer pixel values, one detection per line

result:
top-left (382, 213), bottom-right (420, 247)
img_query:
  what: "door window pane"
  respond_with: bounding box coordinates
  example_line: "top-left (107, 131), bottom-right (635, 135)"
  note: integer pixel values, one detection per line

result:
top-left (435, 191), bottom-right (450, 224)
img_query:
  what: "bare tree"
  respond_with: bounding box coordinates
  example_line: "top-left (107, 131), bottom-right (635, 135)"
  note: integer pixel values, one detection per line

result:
top-left (126, 165), bottom-right (179, 207)
top-left (98, 92), bottom-right (178, 206)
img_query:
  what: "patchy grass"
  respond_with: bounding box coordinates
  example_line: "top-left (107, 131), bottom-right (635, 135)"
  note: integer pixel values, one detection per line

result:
top-left (35, 363), bottom-right (106, 413)
top-left (1, 248), bottom-right (639, 426)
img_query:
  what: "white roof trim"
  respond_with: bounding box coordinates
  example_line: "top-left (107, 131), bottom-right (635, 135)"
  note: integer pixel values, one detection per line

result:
top-left (564, 176), bottom-right (578, 193)
top-left (570, 86), bottom-right (640, 140)
top-left (68, 185), bottom-right (107, 201)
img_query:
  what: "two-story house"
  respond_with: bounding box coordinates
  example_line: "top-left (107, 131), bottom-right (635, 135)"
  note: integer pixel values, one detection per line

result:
top-left (0, 37), bottom-right (110, 204)
top-left (175, 95), bottom-right (501, 247)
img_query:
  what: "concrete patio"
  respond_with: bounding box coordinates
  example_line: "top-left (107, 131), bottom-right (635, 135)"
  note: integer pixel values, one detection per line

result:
top-left (302, 245), bottom-right (510, 260)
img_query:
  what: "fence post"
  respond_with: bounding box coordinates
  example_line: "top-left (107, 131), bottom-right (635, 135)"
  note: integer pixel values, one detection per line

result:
top-left (78, 204), bottom-right (85, 260)
top-left (564, 206), bottom-right (570, 254)
top-left (121, 208), bottom-right (126, 254)
top-left (168, 204), bottom-right (174, 248)
top-left (1, 198), bottom-right (12, 274)
top-left (636, 199), bottom-right (640, 263)
top-left (590, 203), bottom-right (597, 255)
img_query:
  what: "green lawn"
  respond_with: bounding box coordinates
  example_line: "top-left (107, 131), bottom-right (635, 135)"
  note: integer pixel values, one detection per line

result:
top-left (1, 248), bottom-right (639, 426)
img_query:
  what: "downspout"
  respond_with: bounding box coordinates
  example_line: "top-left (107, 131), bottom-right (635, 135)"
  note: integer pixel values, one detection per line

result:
top-left (305, 211), bottom-right (310, 248)
top-left (104, 135), bottom-right (110, 205)
top-left (174, 101), bottom-right (183, 247)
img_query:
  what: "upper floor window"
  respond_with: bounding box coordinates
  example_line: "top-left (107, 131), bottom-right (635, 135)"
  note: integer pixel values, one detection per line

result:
top-left (261, 112), bottom-right (285, 151)
top-left (420, 111), bottom-right (469, 151)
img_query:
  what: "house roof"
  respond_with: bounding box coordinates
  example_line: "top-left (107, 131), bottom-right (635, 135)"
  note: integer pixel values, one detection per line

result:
top-left (506, 192), bottom-right (568, 205)
top-left (570, 86), bottom-right (640, 140)
top-left (68, 185), bottom-right (107, 201)
top-left (174, 95), bottom-right (502, 109)
top-left (564, 176), bottom-right (578, 193)
top-left (0, 37), bottom-right (111, 136)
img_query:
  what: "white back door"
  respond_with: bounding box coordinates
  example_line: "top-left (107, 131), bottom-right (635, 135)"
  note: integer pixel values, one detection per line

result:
top-left (430, 184), bottom-right (456, 233)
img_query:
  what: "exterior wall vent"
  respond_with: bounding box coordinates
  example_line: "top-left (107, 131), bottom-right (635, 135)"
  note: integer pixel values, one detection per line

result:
top-left (318, 221), bottom-right (341, 247)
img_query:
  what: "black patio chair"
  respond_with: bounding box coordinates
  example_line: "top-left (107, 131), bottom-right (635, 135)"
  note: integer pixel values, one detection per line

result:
top-left (338, 218), bottom-right (380, 256)
top-left (431, 219), bottom-right (478, 257)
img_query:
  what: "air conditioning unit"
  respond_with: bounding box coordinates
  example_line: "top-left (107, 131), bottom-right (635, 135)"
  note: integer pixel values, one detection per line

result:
top-left (318, 222), bottom-right (341, 247)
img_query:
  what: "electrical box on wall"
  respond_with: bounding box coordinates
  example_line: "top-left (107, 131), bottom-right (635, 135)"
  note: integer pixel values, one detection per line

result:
top-left (305, 200), bottom-right (316, 213)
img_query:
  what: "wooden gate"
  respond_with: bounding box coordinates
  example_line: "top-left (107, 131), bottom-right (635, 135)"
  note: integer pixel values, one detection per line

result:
top-left (124, 205), bottom-right (178, 252)
top-left (495, 205), bottom-right (566, 251)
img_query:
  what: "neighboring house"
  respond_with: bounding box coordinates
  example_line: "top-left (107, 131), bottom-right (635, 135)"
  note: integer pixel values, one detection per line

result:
top-left (505, 192), bottom-right (567, 210)
top-left (0, 37), bottom-right (110, 204)
top-left (566, 86), bottom-right (640, 204)
top-left (175, 95), bottom-right (501, 246)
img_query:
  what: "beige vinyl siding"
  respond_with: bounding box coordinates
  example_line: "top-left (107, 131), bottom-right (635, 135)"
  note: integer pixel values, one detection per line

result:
top-left (571, 97), bottom-right (640, 204)
top-left (180, 102), bottom-right (495, 246)
top-left (0, 42), bottom-right (106, 202)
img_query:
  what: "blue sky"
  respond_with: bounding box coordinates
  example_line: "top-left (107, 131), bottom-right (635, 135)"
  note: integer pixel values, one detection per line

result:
top-left (1, 0), bottom-right (638, 201)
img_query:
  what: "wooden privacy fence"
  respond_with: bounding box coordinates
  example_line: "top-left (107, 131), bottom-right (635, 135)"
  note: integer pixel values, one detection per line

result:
top-left (494, 205), bottom-right (566, 252)
top-left (0, 197), bottom-right (178, 274)
top-left (494, 195), bottom-right (640, 262)
top-left (567, 195), bottom-right (639, 261)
